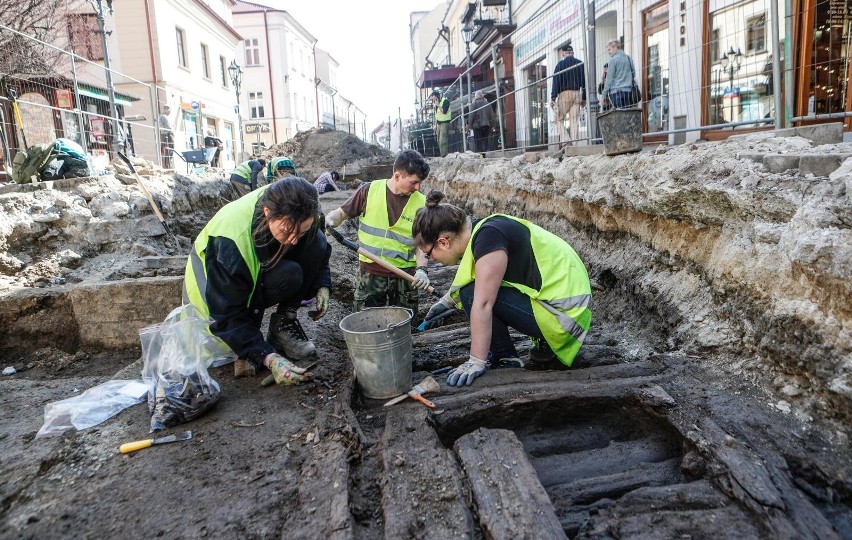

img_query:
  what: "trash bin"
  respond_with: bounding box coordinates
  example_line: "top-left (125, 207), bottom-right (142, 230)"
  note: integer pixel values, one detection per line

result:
top-left (597, 108), bottom-right (643, 156)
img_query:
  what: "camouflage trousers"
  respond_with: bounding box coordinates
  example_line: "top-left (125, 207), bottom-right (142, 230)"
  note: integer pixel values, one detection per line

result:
top-left (354, 268), bottom-right (419, 321)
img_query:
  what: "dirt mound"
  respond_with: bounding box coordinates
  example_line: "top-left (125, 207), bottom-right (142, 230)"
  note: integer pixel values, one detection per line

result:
top-left (258, 128), bottom-right (394, 183)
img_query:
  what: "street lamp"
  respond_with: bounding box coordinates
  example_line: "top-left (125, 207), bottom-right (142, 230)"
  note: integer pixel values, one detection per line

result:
top-left (721, 46), bottom-right (743, 123)
top-left (461, 22), bottom-right (474, 152)
top-left (227, 60), bottom-right (245, 161)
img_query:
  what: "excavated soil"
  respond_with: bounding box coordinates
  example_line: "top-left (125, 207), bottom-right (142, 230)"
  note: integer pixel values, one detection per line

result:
top-left (0, 130), bottom-right (850, 539)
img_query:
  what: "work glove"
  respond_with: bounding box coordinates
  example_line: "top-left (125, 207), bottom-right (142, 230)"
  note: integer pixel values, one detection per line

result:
top-left (447, 355), bottom-right (488, 387)
top-left (412, 268), bottom-right (430, 290)
top-left (313, 287), bottom-right (330, 319)
top-left (423, 293), bottom-right (456, 328)
top-left (264, 353), bottom-right (309, 385)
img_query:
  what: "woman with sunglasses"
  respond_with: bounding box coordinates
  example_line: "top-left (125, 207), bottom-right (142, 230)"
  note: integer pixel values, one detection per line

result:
top-left (183, 176), bottom-right (332, 386)
top-left (414, 190), bottom-right (592, 387)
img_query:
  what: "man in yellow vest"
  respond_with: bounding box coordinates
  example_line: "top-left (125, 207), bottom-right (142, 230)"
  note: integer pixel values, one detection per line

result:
top-left (430, 90), bottom-right (451, 157)
top-left (325, 150), bottom-right (431, 314)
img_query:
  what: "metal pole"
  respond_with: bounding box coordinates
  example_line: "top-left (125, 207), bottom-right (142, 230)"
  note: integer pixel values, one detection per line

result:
top-left (459, 76), bottom-right (467, 152)
top-left (491, 46), bottom-right (506, 153)
top-left (235, 81), bottom-right (244, 161)
top-left (769, 0), bottom-right (783, 128)
top-left (69, 52), bottom-right (88, 153)
top-left (783, 0), bottom-right (794, 125)
top-left (585, 0), bottom-right (598, 144)
top-left (465, 41), bottom-right (472, 152)
top-left (92, 0), bottom-right (122, 154)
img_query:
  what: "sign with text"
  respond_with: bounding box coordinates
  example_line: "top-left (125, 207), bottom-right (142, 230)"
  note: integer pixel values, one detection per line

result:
top-left (245, 123), bottom-right (270, 134)
top-left (55, 89), bottom-right (73, 109)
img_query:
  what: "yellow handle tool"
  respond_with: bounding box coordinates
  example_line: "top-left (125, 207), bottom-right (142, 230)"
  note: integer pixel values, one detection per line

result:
top-left (119, 430), bottom-right (192, 454)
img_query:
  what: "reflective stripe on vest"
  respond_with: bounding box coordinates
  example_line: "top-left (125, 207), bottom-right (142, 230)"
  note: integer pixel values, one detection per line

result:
top-left (357, 180), bottom-right (425, 269)
top-left (435, 97), bottom-right (451, 123)
top-left (183, 185), bottom-right (267, 318)
top-left (449, 214), bottom-right (592, 366)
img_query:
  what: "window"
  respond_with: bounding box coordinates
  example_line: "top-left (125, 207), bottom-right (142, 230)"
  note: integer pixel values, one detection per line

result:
top-left (176, 27), bottom-right (187, 67)
top-left (248, 91), bottom-right (265, 118)
top-left (67, 14), bottom-right (103, 60)
top-left (293, 92), bottom-right (299, 119)
top-left (746, 14), bottom-right (766, 53)
top-left (200, 44), bottom-right (210, 79)
top-left (219, 56), bottom-right (228, 87)
top-left (244, 38), bottom-right (260, 66)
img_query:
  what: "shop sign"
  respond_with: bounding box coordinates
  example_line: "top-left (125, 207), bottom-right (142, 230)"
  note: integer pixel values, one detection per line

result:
top-left (828, 0), bottom-right (850, 26)
top-left (55, 89), bottom-right (73, 109)
top-left (245, 123), bottom-right (270, 134)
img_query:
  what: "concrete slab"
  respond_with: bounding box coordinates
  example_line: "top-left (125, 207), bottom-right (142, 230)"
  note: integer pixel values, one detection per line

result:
top-left (799, 153), bottom-right (852, 177)
top-left (764, 154), bottom-right (800, 173)
top-left (563, 145), bottom-right (606, 157)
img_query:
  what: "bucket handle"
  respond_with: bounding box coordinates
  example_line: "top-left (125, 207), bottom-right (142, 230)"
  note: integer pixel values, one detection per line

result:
top-left (386, 308), bottom-right (414, 332)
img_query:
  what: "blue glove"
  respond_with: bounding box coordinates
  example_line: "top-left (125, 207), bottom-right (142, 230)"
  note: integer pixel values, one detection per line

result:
top-left (423, 293), bottom-right (456, 328)
top-left (447, 355), bottom-right (488, 386)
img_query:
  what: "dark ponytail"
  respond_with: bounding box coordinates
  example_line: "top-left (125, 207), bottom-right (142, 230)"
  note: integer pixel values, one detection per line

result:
top-left (412, 190), bottom-right (468, 244)
top-left (254, 177), bottom-right (319, 266)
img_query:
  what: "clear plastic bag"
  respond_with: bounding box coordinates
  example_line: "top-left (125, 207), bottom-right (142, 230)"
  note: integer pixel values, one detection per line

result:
top-left (141, 304), bottom-right (235, 432)
top-left (35, 380), bottom-right (149, 438)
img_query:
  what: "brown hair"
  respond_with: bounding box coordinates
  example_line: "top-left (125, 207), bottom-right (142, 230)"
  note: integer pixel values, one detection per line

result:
top-left (253, 177), bottom-right (319, 266)
top-left (412, 190), bottom-right (468, 244)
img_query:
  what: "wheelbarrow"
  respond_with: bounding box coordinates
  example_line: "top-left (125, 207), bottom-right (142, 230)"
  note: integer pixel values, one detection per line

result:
top-left (172, 147), bottom-right (217, 173)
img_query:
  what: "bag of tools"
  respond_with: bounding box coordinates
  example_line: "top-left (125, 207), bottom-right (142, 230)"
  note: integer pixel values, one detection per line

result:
top-left (140, 304), bottom-right (236, 432)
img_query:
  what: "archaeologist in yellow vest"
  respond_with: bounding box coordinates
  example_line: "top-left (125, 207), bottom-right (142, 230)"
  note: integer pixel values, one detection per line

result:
top-left (324, 149), bottom-right (432, 314)
top-left (414, 190), bottom-right (592, 387)
top-left (430, 90), bottom-right (451, 157)
top-left (183, 177), bottom-right (332, 385)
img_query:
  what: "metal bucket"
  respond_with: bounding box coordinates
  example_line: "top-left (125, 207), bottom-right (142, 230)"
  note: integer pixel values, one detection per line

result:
top-left (339, 307), bottom-right (413, 399)
top-left (598, 108), bottom-right (644, 156)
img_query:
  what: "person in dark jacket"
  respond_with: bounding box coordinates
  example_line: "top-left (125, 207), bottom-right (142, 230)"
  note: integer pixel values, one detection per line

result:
top-left (183, 177), bottom-right (332, 384)
top-left (550, 45), bottom-right (586, 146)
top-left (229, 158), bottom-right (267, 197)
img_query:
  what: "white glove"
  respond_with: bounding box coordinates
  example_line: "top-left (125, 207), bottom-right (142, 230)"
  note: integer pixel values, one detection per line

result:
top-left (325, 207), bottom-right (347, 229)
top-left (412, 267), bottom-right (430, 290)
top-left (447, 355), bottom-right (487, 387)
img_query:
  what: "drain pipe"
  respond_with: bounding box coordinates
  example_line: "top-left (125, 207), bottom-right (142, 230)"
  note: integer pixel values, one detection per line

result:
top-left (263, 10), bottom-right (278, 142)
top-left (769, 0), bottom-right (783, 128)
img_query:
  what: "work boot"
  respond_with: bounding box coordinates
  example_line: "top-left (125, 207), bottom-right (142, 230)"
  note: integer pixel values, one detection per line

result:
top-left (529, 337), bottom-right (557, 363)
top-left (268, 309), bottom-right (316, 360)
top-left (491, 357), bottom-right (525, 369)
top-left (234, 358), bottom-right (256, 378)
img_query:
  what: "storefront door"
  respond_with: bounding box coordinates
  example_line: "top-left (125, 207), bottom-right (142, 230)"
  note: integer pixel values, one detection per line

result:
top-left (526, 59), bottom-right (549, 148)
top-left (798, 0), bottom-right (851, 129)
top-left (643, 3), bottom-right (670, 135)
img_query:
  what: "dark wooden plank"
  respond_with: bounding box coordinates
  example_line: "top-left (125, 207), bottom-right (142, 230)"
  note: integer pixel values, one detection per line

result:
top-left (455, 428), bottom-right (567, 540)
top-left (578, 506), bottom-right (764, 539)
top-left (293, 440), bottom-right (354, 540)
top-left (546, 457), bottom-right (684, 505)
top-left (379, 406), bottom-right (474, 539)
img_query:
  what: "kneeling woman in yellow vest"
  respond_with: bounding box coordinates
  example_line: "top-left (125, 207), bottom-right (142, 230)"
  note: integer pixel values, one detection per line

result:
top-left (414, 190), bottom-right (592, 387)
top-left (183, 177), bottom-right (332, 386)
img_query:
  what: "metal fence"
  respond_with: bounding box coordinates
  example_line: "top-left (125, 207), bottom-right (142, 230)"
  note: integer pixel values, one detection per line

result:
top-left (0, 23), bottom-right (173, 174)
top-left (406, 0), bottom-right (851, 156)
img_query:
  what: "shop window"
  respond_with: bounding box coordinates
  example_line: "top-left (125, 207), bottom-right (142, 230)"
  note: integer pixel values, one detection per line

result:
top-left (67, 14), bottom-right (103, 61)
top-left (746, 14), bottom-right (766, 53)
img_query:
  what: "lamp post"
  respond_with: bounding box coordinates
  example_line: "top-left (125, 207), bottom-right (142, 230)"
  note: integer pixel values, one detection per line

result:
top-left (89, 0), bottom-right (122, 154)
top-left (227, 60), bottom-right (244, 161)
top-left (461, 22), bottom-right (474, 152)
top-left (721, 46), bottom-right (743, 124)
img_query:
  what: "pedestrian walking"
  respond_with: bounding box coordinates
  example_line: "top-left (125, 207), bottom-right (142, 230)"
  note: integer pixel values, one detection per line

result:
top-left (158, 105), bottom-right (174, 167)
top-left (550, 45), bottom-right (586, 145)
top-left (430, 90), bottom-right (451, 157)
top-left (470, 91), bottom-right (496, 153)
top-left (602, 40), bottom-right (640, 109)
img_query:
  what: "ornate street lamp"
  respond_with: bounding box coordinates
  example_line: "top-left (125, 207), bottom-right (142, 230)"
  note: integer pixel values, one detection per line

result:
top-left (227, 60), bottom-right (245, 160)
top-left (89, 0), bottom-right (122, 154)
top-left (721, 46), bottom-right (743, 123)
top-left (461, 22), bottom-right (475, 152)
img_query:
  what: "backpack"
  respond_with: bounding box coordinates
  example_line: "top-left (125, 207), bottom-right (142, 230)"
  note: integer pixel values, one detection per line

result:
top-left (11, 143), bottom-right (58, 184)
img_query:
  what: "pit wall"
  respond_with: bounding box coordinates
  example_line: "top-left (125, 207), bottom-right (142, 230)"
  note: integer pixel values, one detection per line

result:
top-left (426, 136), bottom-right (851, 415)
top-left (0, 277), bottom-right (181, 353)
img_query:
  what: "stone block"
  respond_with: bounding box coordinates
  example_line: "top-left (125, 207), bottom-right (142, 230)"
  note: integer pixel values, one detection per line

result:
top-left (763, 154), bottom-right (800, 173)
top-left (799, 154), bottom-right (852, 177)
top-left (794, 123), bottom-right (844, 145)
top-left (523, 152), bottom-right (542, 163)
top-left (564, 145), bottom-right (606, 157)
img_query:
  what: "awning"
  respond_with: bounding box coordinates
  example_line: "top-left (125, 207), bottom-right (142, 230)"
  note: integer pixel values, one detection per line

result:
top-left (77, 84), bottom-right (137, 107)
top-left (418, 65), bottom-right (483, 89)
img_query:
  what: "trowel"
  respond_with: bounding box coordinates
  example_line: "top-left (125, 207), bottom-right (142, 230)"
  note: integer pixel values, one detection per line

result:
top-left (119, 430), bottom-right (192, 454)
